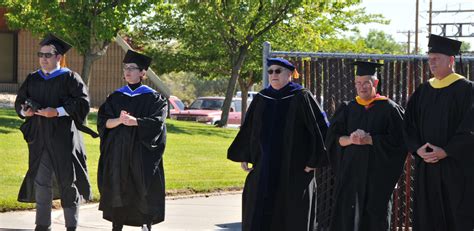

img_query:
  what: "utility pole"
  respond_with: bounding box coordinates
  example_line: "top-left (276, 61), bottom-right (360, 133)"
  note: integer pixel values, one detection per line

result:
top-left (398, 30), bottom-right (415, 54)
top-left (428, 0), bottom-right (432, 35)
top-left (415, 0), bottom-right (419, 54)
top-left (408, 31), bottom-right (411, 54)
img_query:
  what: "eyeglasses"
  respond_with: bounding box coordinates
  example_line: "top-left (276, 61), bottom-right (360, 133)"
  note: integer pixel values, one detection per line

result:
top-left (123, 66), bottom-right (141, 72)
top-left (37, 52), bottom-right (56, 58)
top-left (355, 81), bottom-right (373, 87)
top-left (267, 68), bottom-right (282, 75)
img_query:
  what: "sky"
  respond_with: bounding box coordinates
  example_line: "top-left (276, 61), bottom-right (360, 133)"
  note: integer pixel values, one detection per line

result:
top-left (357, 0), bottom-right (474, 53)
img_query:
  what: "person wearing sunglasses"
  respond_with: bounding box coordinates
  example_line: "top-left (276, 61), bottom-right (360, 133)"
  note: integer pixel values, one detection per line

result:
top-left (14, 34), bottom-right (96, 231)
top-left (325, 61), bottom-right (406, 231)
top-left (228, 57), bottom-right (329, 230)
top-left (97, 50), bottom-right (167, 231)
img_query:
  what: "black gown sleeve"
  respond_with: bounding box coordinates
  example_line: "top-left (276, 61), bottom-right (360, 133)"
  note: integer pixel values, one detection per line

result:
top-left (444, 83), bottom-right (474, 162)
top-left (403, 86), bottom-right (424, 154)
top-left (96, 95), bottom-right (116, 192)
top-left (97, 95), bottom-right (115, 139)
top-left (136, 94), bottom-right (167, 152)
top-left (371, 102), bottom-right (407, 163)
top-left (62, 72), bottom-right (98, 137)
top-left (302, 90), bottom-right (329, 168)
top-left (62, 72), bottom-right (90, 125)
top-left (227, 96), bottom-right (258, 163)
top-left (325, 102), bottom-right (349, 172)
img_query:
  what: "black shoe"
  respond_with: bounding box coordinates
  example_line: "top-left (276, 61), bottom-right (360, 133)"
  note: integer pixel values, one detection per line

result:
top-left (35, 225), bottom-right (51, 231)
top-left (112, 224), bottom-right (123, 231)
top-left (67, 227), bottom-right (76, 231)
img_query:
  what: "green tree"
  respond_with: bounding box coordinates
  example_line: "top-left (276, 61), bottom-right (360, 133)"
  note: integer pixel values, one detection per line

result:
top-left (361, 30), bottom-right (406, 54)
top-left (461, 41), bottom-right (471, 53)
top-left (136, 0), bottom-right (386, 126)
top-left (1, 0), bottom-right (159, 86)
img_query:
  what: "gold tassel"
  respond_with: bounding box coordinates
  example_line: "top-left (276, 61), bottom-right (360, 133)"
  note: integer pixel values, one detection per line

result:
top-left (293, 69), bottom-right (300, 79)
top-left (60, 54), bottom-right (67, 67)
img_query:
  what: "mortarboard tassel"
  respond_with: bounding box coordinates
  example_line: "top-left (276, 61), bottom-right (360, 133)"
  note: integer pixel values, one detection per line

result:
top-left (60, 54), bottom-right (67, 68)
top-left (293, 69), bottom-right (300, 79)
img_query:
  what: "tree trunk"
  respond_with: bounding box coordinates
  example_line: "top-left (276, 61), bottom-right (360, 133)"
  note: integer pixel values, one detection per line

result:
top-left (80, 43), bottom-right (109, 124)
top-left (217, 47), bottom-right (248, 127)
top-left (81, 53), bottom-right (96, 86)
top-left (81, 40), bottom-right (111, 86)
top-left (238, 78), bottom-right (248, 126)
top-left (238, 71), bottom-right (254, 125)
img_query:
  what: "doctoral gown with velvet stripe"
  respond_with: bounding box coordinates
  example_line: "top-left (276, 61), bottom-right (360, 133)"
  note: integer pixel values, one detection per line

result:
top-left (228, 82), bottom-right (329, 231)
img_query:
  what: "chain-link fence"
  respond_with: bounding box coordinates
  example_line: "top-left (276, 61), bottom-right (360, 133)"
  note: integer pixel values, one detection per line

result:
top-left (263, 42), bottom-right (474, 230)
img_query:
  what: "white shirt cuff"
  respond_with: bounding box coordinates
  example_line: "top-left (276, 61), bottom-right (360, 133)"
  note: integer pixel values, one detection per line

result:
top-left (56, 107), bottom-right (69, 117)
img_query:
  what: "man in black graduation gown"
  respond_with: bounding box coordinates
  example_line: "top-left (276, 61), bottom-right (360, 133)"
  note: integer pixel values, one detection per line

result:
top-left (404, 34), bottom-right (474, 231)
top-left (325, 61), bottom-right (406, 231)
top-left (14, 34), bottom-right (95, 231)
top-left (97, 50), bottom-right (167, 231)
top-left (228, 58), bottom-right (329, 231)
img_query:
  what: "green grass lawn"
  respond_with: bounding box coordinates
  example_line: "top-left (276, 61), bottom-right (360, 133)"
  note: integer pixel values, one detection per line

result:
top-left (0, 108), bottom-right (245, 212)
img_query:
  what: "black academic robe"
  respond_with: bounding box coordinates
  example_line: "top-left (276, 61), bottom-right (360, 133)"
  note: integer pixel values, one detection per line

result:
top-left (14, 69), bottom-right (93, 206)
top-left (228, 82), bottom-right (329, 231)
top-left (326, 99), bottom-right (406, 231)
top-left (404, 78), bottom-right (474, 231)
top-left (97, 86), bottom-right (167, 226)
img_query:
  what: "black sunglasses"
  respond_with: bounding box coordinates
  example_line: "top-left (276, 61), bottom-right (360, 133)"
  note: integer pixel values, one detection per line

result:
top-left (37, 52), bottom-right (56, 58)
top-left (267, 68), bottom-right (282, 75)
top-left (123, 66), bottom-right (141, 71)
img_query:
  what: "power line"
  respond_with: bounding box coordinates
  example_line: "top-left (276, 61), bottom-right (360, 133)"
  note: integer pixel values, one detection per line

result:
top-left (431, 9), bottom-right (474, 13)
top-left (426, 3), bottom-right (474, 38)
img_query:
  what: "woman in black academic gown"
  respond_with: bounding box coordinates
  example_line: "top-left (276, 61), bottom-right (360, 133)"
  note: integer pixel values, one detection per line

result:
top-left (228, 58), bottom-right (329, 231)
top-left (97, 50), bottom-right (167, 231)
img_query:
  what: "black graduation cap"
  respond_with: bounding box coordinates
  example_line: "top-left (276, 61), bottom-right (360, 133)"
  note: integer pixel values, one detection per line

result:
top-left (353, 61), bottom-right (383, 76)
top-left (267, 58), bottom-right (296, 71)
top-left (428, 34), bottom-right (462, 56)
top-left (123, 50), bottom-right (152, 70)
top-left (39, 34), bottom-right (72, 55)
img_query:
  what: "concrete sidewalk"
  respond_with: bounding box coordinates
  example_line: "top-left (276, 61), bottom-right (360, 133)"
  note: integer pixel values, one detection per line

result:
top-left (0, 193), bottom-right (242, 231)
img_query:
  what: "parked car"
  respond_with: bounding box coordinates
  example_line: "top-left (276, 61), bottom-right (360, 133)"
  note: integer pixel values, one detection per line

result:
top-left (170, 97), bottom-right (242, 125)
top-left (236, 91), bottom-right (258, 100)
top-left (168, 95), bottom-right (186, 117)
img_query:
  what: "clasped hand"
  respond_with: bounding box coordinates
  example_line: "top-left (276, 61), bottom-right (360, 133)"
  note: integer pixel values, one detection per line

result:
top-left (119, 110), bottom-right (138, 126)
top-left (417, 143), bottom-right (447, 164)
top-left (350, 129), bottom-right (372, 145)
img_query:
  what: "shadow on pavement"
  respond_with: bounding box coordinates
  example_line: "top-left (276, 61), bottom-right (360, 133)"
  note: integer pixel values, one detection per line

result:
top-left (0, 229), bottom-right (34, 231)
top-left (215, 222), bottom-right (241, 230)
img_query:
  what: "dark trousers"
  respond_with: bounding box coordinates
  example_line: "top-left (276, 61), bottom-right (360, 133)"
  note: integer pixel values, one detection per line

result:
top-left (34, 153), bottom-right (79, 228)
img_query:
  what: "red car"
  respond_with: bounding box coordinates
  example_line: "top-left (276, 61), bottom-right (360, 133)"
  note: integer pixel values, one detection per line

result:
top-left (168, 95), bottom-right (186, 116)
top-left (170, 96), bottom-right (242, 125)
